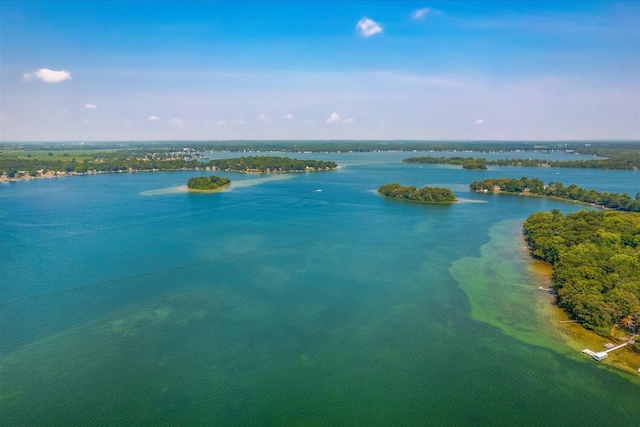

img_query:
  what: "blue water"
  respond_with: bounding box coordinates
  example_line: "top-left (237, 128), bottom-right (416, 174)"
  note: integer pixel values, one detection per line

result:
top-left (1, 152), bottom-right (638, 425)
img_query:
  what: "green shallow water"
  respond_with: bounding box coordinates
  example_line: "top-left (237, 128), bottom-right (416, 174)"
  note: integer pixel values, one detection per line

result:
top-left (1, 152), bottom-right (638, 425)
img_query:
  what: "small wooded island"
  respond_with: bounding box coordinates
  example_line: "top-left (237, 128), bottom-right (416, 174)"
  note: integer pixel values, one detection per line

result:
top-left (187, 175), bottom-right (230, 191)
top-left (378, 183), bottom-right (457, 203)
top-left (209, 156), bottom-right (337, 173)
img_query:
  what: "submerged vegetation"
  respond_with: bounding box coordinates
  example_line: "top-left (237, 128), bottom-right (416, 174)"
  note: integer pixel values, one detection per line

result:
top-left (187, 175), bottom-right (230, 190)
top-left (208, 156), bottom-right (337, 173)
top-left (470, 177), bottom-right (640, 212)
top-left (523, 210), bottom-right (640, 337)
top-left (378, 183), bottom-right (456, 203)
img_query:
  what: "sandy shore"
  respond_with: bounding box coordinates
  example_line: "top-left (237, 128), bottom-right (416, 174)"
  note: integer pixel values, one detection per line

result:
top-left (527, 257), bottom-right (640, 377)
top-left (186, 183), bottom-right (230, 193)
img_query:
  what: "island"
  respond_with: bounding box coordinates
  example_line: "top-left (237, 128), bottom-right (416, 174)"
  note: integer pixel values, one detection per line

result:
top-left (470, 177), bottom-right (640, 212)
top-left (208, 156), bottom-right (337, 173)
top-left (403, 156), bottom-right (488, 170)
top-left (378, 183), bottom-right (457, 203)
top-left (523, 210), bottom-right (639, 349)
top-left (187, 175), bottom-right (230, 191)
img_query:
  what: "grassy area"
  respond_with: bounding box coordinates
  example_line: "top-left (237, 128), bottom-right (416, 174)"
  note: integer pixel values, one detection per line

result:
top-left (0, 149), bottom-right (119, 161)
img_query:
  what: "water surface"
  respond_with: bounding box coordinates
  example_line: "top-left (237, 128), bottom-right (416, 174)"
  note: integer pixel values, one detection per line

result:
top-left (1, 152), bottom-right (638, 425)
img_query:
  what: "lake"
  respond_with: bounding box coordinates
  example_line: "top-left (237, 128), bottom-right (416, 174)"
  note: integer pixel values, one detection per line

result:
top-left (1, 150), bottom-right (638, 425)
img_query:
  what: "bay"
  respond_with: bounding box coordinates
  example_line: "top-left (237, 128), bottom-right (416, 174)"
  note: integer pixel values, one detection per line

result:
top-left (1, 151), bottom-right (638, 425)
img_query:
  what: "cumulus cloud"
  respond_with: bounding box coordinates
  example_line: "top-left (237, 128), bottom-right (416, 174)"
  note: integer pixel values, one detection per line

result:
top-left (412, 7), bottom-right (431, 19)
top-left (148, 115), bottom-right (160, 121)
top-left (473, 119), bottom-right (485, 125)
top-left (327, 113), bottom-right (354, 124)
top-left (356, 17), bottom-right (383, 37)
top-left (283, 114), bottom-right (294, 120)
top-left (326, 113), bottom-right (341, 123)
top-left (23, 68), bottom-right (72, 83)
top-left (84, 103), bottom-right (97, 109)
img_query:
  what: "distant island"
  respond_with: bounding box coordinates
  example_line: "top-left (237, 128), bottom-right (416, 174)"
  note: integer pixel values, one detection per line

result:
top-left (470, 177), bottom-right (640, 212)
top-left (187, 175), bottom-right (230, 191)
top-left (524, 210), bottom-right (639, 346)
top-left (208, 156), bottom-right (337, 173)
top-left (378, 183), bottom-right (456, 203)
top-left (404, 152), bottom-right (640, 171)
top-left (404, 156), bottom-right (487, 170)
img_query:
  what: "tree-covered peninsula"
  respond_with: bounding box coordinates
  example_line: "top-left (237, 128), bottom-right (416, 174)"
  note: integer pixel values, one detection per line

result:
top-left (404, 151), bottom-right (640, 171)
top-left (208, 156), bottom-right (337, 173)
top-left (187, 175), bottom-right (230, 190)
top-left (470, 177), bottom-right (640, 212)
top-left (378, 183), bottom-right (456, 203)
top-left (523, 210), bottom-right (640, 338)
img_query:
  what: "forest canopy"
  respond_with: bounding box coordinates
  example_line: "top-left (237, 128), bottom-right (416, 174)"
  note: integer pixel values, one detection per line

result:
top-left (187, 175), bottom-right (230, 190)
top-left (404, 156), bottom-right (487, 170)
top-left (470, 177), bottom-right (640, 212)
top-left (208, 156), bottom-right (337, 173)
top-left (523, 210), bottom-right (640, 336)
top-left (378, 183), bottom-right (456, 203)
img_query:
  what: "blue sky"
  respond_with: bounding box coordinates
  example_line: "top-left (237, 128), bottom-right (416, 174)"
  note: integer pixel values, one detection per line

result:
top-left (1, 1), bottom-right (638, 141)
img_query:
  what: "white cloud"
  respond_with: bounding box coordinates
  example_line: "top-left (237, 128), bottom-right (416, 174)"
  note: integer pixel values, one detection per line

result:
top-left (84, 103), bottom-right (97, 109)
top-left (283, 114), bottom-right (294, 120)
top-left (24, 68), bottom-right (72, 83)
top-left (169, 118), bottom-right (184, 126)
top-left (326, 113), bottom-right (354, 124)
top-left (326, 112), bottom-right (341, 123)
top-left (259, 114), bottom-right (273, 124)
top-left (412, 7), bottom-right (431, 19)
top-left (473, 119), bottom-right (485, 125)
top-left (147, 115), bottom-right (160, 121)
top-left (356, 17), bottom-right (383, 37)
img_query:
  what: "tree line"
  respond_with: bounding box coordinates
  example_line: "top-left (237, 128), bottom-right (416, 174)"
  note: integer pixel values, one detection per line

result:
top-left (523, 210), bottom-right (640, 337)
top-left (187, 175), bottom-right (230, 190)
top-left (403, 156), bottom-right (488, 169)
top-left (470, 177), bottom-right (640, 212)
top-left (378, 183), bottom-right (456, 203)
top-left (208, 156), bottom-right (337, 173)
top-left (403, 152), bottom-right (640, 170)
top-left (0, 155), bottom-right (205, 178)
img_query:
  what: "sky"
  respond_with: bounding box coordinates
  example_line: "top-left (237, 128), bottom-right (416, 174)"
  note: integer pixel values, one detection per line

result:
top-left (1, 1), bottom-right (639, 142)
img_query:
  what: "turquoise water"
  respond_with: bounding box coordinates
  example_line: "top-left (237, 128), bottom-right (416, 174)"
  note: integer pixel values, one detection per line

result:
top-left (1, 152), bottom-right (638, 425)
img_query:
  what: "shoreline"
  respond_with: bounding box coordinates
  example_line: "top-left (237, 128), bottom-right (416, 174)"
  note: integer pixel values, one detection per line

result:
top-left (526, 251), bottom-right (640, 377)
top-left (377, 193), bottom-right (457, 205)
top-left (0, 165), bottom-right (340, 185)
top-left (186, 183), bottom-right (230, 193)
